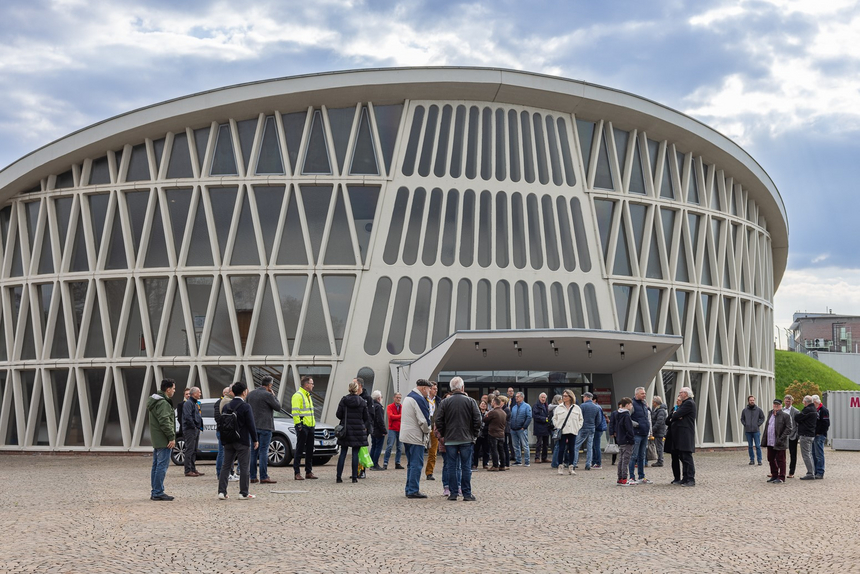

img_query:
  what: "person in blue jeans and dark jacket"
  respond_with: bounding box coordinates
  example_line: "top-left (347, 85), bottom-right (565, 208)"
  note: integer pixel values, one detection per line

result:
top-left (591, 397), bottom-right (607, 469)
top-left (628, 387), bottom-right (652, 485)
top-left (812, 394), bottom-right (829, 479)
top-left (509, 393), bottom-right (532, 466)
top-left (741, 395), bottom-right (765, 465)
top-left (574, 392), bottom-right (603, 470)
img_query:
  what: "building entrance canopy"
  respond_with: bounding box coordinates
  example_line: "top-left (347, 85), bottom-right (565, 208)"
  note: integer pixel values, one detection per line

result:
top-left (391, 329), bottom-right (683, 399)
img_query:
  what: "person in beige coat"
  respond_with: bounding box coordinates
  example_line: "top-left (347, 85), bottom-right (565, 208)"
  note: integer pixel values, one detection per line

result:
top-left (552, 389), bottom-right (583, 475)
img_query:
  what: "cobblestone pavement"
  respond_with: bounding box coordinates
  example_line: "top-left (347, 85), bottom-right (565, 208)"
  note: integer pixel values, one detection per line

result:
top-left (1, 449), bottom-right (859, 573)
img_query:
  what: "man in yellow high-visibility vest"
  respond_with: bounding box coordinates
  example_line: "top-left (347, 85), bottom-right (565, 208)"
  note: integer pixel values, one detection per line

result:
top-left (292, 376), bottom-right (318, 480)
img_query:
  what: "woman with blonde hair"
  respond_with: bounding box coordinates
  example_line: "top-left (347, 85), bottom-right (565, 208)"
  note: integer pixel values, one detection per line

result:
top-left (551, 390), bottom-right (583, 475)
top-left (335, 379), bottom-right (371, 483)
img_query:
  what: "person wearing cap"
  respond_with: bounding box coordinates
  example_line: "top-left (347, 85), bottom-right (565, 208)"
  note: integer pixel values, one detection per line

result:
top-left (761, 398), bottom-right (792, 484)
top-left (401, 379), bottom-right (432, 498)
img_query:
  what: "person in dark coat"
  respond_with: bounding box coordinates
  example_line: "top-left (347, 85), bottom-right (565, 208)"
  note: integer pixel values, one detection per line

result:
top-left (369, 390), bottom-right (387, 470)
top-left (532, 393), bottom-right (551, 463)
top-left (663, 401), bottom-right (680, 483)
top-left (335, 380), bottom-right (371, 483)
top-left (668, 386), bottom-right (696, 486)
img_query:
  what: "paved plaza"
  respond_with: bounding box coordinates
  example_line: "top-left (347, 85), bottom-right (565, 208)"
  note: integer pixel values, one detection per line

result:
top-left (0, 449), bottom-right (859, 573)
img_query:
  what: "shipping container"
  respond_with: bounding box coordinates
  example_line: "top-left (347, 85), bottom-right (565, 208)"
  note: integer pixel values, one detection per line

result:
top-left (824, 391), bottom-right (860, 451)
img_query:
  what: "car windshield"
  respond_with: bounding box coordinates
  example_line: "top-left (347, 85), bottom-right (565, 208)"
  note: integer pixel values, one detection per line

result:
top-left (274, 410), bottom-right (293, 418)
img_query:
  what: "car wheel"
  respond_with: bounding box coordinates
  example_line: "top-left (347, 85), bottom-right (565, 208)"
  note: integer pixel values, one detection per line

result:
top-left (312, 456), bottom-right (332, 466)
top-left (268, 435), bottom-right (292, 467)
top-left (171, 439), bottom-right (185, 466)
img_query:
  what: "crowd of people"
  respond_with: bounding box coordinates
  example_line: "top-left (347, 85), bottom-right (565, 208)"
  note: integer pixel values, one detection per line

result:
top-left (145, 376), bottom-right (829, 501)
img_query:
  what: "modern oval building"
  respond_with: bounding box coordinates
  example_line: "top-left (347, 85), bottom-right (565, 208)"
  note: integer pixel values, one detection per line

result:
top-left (0, 68), bottom-right (787, 451)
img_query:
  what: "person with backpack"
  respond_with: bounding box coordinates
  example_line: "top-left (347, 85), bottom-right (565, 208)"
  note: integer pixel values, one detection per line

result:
top-left (217, 381), bottom-right (259, 500)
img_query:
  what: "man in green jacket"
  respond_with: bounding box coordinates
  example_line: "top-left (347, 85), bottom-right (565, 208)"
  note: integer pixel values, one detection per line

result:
top-left (148, 379), bottom-right (177, 501)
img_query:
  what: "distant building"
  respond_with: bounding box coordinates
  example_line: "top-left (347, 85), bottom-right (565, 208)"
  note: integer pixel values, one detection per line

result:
top-left (790, 312), bottom-right (860, 354)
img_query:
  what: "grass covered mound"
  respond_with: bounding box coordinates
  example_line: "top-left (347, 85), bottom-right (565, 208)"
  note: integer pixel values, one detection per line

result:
top-left (775, 349), bottom-right (858, 398)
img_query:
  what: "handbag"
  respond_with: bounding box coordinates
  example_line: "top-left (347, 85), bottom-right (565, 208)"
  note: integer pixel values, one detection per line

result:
top-left (646, 438), bottom-right (657, 461)
top-left (603, 437), bottom-right (620, 455)
top-left (358, 446), bottom-right (373, 468)
top-left (334, 407), bottom-right (348, 440)
top-left (552, 405), bottom-right (576, 441)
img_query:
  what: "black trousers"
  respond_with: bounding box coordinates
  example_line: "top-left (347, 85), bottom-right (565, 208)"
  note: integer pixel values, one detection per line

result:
top-left (218, 442), bottom-right (251, 496)
top-left (488, 436), bottom-right (506, 468)
top-left (473, 436), bottom-right (489, 467)
top-left (293, 426), bottom-right (315, 474)
top-left (534, 435), bottom-right (550, 460)
top-left (183, 428), bottom-right (199, 473)
top-left (678, 451), bottom-right (695, 482)
top-left (671, 453), bottom-right (681, 481)
top-left (505, 432), bottom-right (513, 466)
top-left (337, 445), bottom-right (360, 480)
top-left (787, 438), bottom-right (798, 475)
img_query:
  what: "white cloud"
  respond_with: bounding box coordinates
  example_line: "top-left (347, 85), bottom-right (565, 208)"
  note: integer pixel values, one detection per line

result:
top-left (684, 1), bottom-right (860, 141)
top-left (774, 266), bottom-right (860, 330)
top-left (811, 253), bottom-right (830, 263)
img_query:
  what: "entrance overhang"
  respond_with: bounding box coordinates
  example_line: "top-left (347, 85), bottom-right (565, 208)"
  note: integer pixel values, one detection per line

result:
top-left (390, 329), bottom-right (683, 397)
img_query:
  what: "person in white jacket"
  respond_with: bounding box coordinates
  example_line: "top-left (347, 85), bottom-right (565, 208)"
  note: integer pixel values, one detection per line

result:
top-left (401, 380), bottom-right (432, 498)
top-left (552, 389), bottom-right (583, 475)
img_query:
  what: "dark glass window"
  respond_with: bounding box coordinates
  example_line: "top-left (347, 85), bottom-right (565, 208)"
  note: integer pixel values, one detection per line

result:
top-left (163, 280), bottom-right (188, 356)
top-left (232, 275), bottom-right (261, 355)
top-left (193, 126), bottom-right (211, 174)
top-left (236, 119), bottom-right (257, 174)
top-left (387, 277), bottom-right (413, 354)
top-left (550, 282), bottom-right (567, 328)
top-left (613, 221), bottom-right (632, 276)
top-left (521, 111), bottom-right (535, 184)
top-left (409, 277), bottom-right (433, 354)
top-left (364, 277), bottom-right (391, 355)
top-left (646, 287), bottom-right (662, 333)
top-left (324, 275), bottom-right (355, 355)
top-left (302, 110), bottom-right (332, 175)
top-left (613, 127), bottom-right (629, 187)
top-left (495, 192), bottom-right (509, 268)
top-left (514, 280), bottom-right (530, 329)
top-left (126, 144), bottom-right (151, 182)
top-left (402, 187), bottom-right (426, 266)
top-left (593, 127), bottom-right (614, 190)
top-left (347, 185), bottom-right (379, 265)
top-left (687, 154), bottom-right (699, 204)
top-left (440, 189), bottom-right (459, 266)
top-left (481, 107), bottom-right (493, 181)
top-left (556, 196), bottom-right (576, 272)
top-left (476, 279), bottom-right (491, 329)
top-left (584, 283), bottom-right (601, 329)
top-left (275, 275), bottom-right (307, 353)
top-left (450, 106), bottom-right (466, 178)
top-left (88, 194), bottom-right (109, 258)
top-left (455, 279), bottom-right (472, 331)
top-left (629, 137), bottom-right (647, 194)
top-left (629, 203), bottom-right (647, 261)
top-left (511, 192), bottom-right (526, 269)
top-left (477, 190), bottom-right (492, 268)
top-left (383, 187), bottom-right (409, 265)
top-left (299, 185), bottom-right (333, 264)
top-left (508, 109), bottom-right (521, 182)
top-left (422, 188), bottom-right (443, 266)
top-left (350, 107), bottom-right (379, 176)
top-left (465, 107), bottom-right (480, 180)
top-left (55, 170), bottom-right (74, 189)
top-left (614, 284), bottom-right (632, 330)
top-left (328, 106), bottom-right (355, 175)
top-left (54, 197), bottom-right (73, 256)
top-left (89, 156), bottom-right (111, 185)
top-left (418, 105), bottom-right (438, 177)
top-left (576, 119), bottom-right (595, 178)
top-left (209, 187), bottom-right (238, 263)
top-left (545, 115), bottom-right (563, 186)
top-left (299, 276), bottom-right (331, 356)
top-left (557, 118), bottom-right (576, 186)
top-left (229, 187), bottom-right (260, 266)
top-left (211, 124), bottom-right (238, 176)
top-left (153, 138), bottom-right (166, 174)
top-left (526, 194), bottom-right (543, 270)
top-left (167, 133), bottom-right (194, 179)
top-left (431, 278), bottom-right (453, 346)
top-left (496, 280), bottom-right (511, 329)
top-left (275, 187), bottom-right (308, 266)
top-left (373, 104), bottom-right (403, 176)
top-left (256, 116), bottom-right (285, 175)
top-left (533, 113), bottom-right (549, 185)
top-left (324, 187), bottom-right (355, 266)
top-left (252, 186), bottom-right (284, 264)
top-left (282, 111), bottom-right (307, 175)
top-left (104, 200), bottom-right (127, 271)
top-left (541, 195), bottom-right (559, 271)
top-left (401, 106), bottom-right (424, 177)
top-left (660, 146), bottom-right (675, 199)
top-left (121, 282), bottom-right (146, 357)
top-left (433, 105), bottom-right (452, 178)
top-left (495, 108), bottom-right (506, 181)
top-left (459, 189), bottom-right (476, 267)
top-left (646, 225), bottom-right (663, 280)
top-left (593, 199), bottom-right (615, 262)
top-left (533, 282), bottom-right (549, 328)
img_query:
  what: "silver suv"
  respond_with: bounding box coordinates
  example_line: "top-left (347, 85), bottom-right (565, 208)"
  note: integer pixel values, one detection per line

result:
top-left (172, 398), bottom-right (339, 467)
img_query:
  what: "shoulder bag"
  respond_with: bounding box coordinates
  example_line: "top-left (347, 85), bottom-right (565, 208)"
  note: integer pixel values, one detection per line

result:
top-left (552, 406), bottom-right (575, 441)
top-left (334, 403), bottom-right (348, 440)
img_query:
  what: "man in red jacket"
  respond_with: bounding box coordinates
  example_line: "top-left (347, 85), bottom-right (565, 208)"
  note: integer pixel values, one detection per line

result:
top-left (384, 393), bottom-right (404, 470)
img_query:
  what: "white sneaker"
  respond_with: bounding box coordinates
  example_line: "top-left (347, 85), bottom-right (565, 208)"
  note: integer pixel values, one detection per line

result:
top-left (238, 493), bottom-right (256, 500)
top-left (568, 466), bottom-right (576, 476)
top-left (218, 492), bottom-right (228, 500)
top-left (228, 473), bottom-right (239, 482)
top-left (558, 466), bottom-right (564, 475)
top-left (628, 478), bottom-right (639, 485)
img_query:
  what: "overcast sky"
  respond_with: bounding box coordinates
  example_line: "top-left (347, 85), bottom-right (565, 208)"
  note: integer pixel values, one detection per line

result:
top-left (1, 0), bottom-right (858, 344)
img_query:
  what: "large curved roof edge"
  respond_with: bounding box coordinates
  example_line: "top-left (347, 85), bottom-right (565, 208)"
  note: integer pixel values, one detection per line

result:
top-left (0, 66), bottom-right (788, 275)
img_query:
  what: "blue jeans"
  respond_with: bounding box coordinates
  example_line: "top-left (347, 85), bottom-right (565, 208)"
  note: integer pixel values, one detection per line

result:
top-left (150, 447), bottom-right (171, 497)
top-left (746, 431), bottom-right (762, 462)
top-left (574, 428), bottom-right (595, 468)
top-left (813, 435), bottom-right (826, 476)
top-left (592, 430), bottom-right (603, 466)
top-left (551, 438), bottom-right (561, 467)
top-left (446, 443), bottom-right (474, 497)
top-left (251, 430), bottom-right (272, 480)
top-left (628, 434), bottom-right (648, 479)
top-left (216, 431), bottom-right (224, 476)
top-left (384, 430), bottom-right (402, 465)
top-left (370, 435), bottom-right (385, 467)
top-left (404, 443), bottom-right (425, 495)
top-left (511, 429), bottom-right (530, 464)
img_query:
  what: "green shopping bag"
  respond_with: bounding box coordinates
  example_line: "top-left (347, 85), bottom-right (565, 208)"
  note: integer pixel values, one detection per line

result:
top-left (358, 446), bottom-right (373, 468)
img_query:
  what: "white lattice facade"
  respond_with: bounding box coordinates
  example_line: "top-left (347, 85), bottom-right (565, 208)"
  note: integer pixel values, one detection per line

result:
top-left (0, 68), bottom-right (787, 451)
